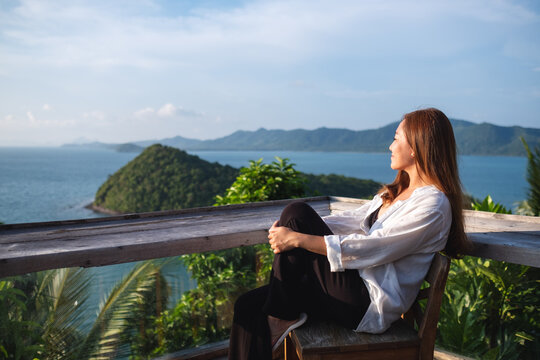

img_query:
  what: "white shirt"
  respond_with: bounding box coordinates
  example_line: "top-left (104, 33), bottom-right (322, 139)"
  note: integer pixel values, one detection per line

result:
top-left (322, 185), bottom-right (451, 333)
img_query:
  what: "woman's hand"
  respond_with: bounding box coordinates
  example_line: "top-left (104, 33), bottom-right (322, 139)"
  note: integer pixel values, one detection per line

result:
top-left (268, 221), bottom-right (328, 256)
top-left (268, 221), bottom-right (298, 254)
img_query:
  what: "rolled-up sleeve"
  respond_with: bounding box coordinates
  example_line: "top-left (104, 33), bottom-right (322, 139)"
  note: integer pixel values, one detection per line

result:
top-left (324, 235), bottom-right (344, 272)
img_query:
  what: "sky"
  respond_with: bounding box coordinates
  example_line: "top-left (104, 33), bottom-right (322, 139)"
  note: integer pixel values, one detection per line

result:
top-left (0, 0), bottom-right (539, 146)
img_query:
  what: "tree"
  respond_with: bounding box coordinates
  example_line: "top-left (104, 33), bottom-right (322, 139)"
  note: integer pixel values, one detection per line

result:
top-left (215, 157), bottom-right (306, 205)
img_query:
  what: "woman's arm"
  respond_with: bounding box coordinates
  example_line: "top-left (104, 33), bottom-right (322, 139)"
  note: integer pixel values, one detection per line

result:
top-left (268, 221), bottom-right (327, 255)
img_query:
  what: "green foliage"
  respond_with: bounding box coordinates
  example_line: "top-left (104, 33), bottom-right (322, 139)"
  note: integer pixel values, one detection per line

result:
top-left (94, 144), bottom-right (238, 213)
top-left (515, 200), bottom-right (535, 216)
top-left (521, 138), bottom-right (540, 215)
top-left (471, 195), bottom-right (512, 214)
top-left (439, 195), bottom-right (539, 359)
top-left (439, 258), bottom-right (539, 359)
top-left (215, 157), bottom-right (306, 205)
top-left (0, 278), bottom-right (43, 359)
top-left (0, 269), bottom-right (91, 360)
top-left (152, 249), bottom-right (257, 354)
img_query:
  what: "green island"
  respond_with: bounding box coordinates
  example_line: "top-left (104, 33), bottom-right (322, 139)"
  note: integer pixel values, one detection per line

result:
top-left (1, 142), bottom-right (539, 360)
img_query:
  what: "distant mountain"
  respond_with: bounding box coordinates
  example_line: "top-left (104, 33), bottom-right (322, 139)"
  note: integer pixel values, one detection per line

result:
top-left (154, 124), bottom-right (397, 152)
top-left (450, 120), bottom-right (540, 156)
top-left (135, 135), bottom-right (203, 149)
top-left (115, 143), bottom-right (145, 153)
top-left (62, 142), bottom-right (144, 153)
top-left (65, 119), bottom-right (540, 156)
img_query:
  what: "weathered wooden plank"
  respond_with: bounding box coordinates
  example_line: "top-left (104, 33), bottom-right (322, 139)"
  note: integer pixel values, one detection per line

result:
top-left (1, 196), bottom-right (539, 279)
top-left (467, 231), bottom-right (540, 267)
top-left (328, 197), bottom-right (369, 213)
top-left (0, 198), bottom-right (330, 278)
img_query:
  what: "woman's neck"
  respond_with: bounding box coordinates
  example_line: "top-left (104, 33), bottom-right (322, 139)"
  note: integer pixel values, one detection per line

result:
top-left (405, 166), bottom-right (432, 191)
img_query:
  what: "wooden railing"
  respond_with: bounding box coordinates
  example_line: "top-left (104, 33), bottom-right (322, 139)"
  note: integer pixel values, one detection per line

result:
top-left (1, 196), bottom-right (539, 279)
top-left (1, 196), bottom-right (539, 360)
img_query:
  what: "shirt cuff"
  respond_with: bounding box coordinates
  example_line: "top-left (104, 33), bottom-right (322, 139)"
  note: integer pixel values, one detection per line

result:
top-left (324, 235), bottom-right (344, 272)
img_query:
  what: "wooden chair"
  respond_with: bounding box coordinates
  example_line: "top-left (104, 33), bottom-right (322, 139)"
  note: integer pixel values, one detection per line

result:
top-left (284, 252), bottom-right (451, 360)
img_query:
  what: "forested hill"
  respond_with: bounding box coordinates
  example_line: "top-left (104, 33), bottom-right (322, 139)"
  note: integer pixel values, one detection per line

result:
top-left (131, 119), bottom-right (539, 156)
top-left (93, 144), bottom-right (239, 213)
top-left (92, 144), bottom-right (381, 213)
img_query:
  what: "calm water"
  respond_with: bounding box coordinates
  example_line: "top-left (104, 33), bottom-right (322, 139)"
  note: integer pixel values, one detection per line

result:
top-left (191, 150), bottom-right (528, 209)
top-left (0, 147), bottom-right (528, 331)
top-left (0, 148), bottom-right (527, 225)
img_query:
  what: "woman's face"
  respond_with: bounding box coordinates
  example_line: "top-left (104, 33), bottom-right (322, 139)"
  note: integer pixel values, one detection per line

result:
top-left (389, 121), bottom-right (416, 172)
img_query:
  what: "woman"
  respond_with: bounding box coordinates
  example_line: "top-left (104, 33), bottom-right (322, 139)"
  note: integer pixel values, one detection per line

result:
top-left (228, 108), bottom-right (471, 360)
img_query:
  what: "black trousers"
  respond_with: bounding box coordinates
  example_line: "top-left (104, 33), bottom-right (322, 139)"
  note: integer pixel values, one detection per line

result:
top-left (228, 201), bottom-right (371, 360)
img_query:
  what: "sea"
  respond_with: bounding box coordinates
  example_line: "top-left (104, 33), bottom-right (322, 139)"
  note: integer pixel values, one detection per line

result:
top-left (0, 147), bottom-right (529, 330)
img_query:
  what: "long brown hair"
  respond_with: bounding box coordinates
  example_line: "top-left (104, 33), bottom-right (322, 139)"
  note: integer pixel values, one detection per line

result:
top-left (379, 108), bottom-right (471, 257)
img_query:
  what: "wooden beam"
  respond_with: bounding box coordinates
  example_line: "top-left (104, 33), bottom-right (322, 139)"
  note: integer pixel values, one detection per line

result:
top-left (463, 209), bottom-right (540, 267)
top-left (1, 196), bottom-right (539, 278)
top-left (0, 197), bottom-right (330, 278)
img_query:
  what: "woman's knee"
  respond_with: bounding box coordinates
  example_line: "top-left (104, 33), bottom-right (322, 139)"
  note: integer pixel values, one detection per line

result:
top-left (279, 201), bottom-right (332, 236)
top-left (280, 201), bottom-right (314, 225)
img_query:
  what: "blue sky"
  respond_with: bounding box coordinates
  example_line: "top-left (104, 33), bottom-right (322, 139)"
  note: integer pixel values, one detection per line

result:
top-left (0, 0), bottom-right (539, 146)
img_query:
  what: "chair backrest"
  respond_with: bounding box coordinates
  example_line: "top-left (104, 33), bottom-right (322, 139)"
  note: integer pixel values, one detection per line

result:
top-left (403, 252), bottom-right (451, 360)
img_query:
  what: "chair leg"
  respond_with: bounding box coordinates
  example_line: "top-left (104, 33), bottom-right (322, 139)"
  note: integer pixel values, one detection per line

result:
top-left (285, 335), bottom-right (300, 360)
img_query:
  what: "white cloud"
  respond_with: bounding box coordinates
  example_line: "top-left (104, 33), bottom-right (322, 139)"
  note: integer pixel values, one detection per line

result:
top-left (0, 0), bottom-right (535, 80)
top-left (134, 107), bottom-right (155, 119)
top-left (157, 103), bottom-right (176, 117)
top-left (42, 104), bottom-right (51, 111)
top-left (132, 103), bottom-right (205, 119)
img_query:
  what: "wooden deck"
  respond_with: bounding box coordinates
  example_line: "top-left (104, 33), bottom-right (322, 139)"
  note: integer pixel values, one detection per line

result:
top-left (1, 196), bottom-right (539, 278)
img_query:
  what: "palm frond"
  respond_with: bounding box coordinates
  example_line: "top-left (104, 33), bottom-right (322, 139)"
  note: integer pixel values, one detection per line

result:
top-left (81, 259), bottom-right (169, 359)
top-left (40, 267), bottom-right (92, 360)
